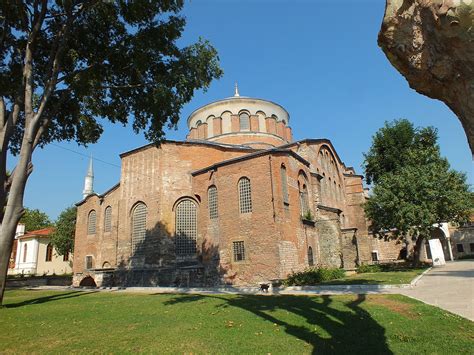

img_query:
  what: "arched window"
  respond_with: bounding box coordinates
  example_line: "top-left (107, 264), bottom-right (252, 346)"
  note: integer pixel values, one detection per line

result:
top-left (196, 120), bottom-right (202, 127)
top-left (281, 165), bottom-right (289, 205)
top-left (104, 206), bottom-right (112, 233)
top-left (238, 177), bottom-right (252, 213)
top-left (87, 210), bottom-right (96, 235)
top-left (333, 181), bottom-right (337, 200)
top-left (308, 246), bottom-right (314, 266)
top-left (46, 243), bottom-right (53, 262)
top-left (239, 112), bottom-right (250, 131)
top-left (175, 199), bottom-right (197, 256)
top-left (299, 183), bottom-right (310, 217)
top-left (23, 243), bottom-right (27, 262)
top-left (208, 186), bottom-right (218, 219)
top-left (131, 203), bottom-right (147, 253)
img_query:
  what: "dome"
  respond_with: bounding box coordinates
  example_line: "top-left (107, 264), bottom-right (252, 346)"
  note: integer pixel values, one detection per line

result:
top-left (186, 88), bottom-right (292, 148)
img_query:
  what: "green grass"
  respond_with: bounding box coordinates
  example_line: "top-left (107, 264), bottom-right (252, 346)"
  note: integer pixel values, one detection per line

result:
top-left (321, 268), bottom-right (428, 285)
top-left (1, 290), bottom-right (473, 354)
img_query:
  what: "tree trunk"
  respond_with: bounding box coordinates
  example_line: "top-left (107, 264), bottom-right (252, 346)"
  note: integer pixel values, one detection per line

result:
top-left (413, 236), bottom-right (425, 267)
top-left (0, 136), bottom-right (34, 305)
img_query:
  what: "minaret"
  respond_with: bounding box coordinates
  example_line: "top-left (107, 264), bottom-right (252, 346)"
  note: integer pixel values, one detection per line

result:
top-left (82, 156), bottom-right (94, 199)
top-left (234, 82), bottom-right (240, 97)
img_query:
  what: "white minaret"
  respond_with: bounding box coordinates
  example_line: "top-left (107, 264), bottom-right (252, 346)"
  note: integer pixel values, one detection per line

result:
top-left (82, 156), bottom-right (94, 199)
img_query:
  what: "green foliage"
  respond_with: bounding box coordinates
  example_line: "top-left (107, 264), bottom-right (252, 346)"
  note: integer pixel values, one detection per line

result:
top-left (363, 119), bottom-right (473, 245)
top-left (283, 267), bottom-right (345, 286)
top-left (19, 208), bottom-right (52, 232)
top-left (1, 1), bottom-right (223, 153)
top-left (302, 209), bottom-right (314, 221)
top-left (357, 264), bottom-right (383, 273)
top-left (50, 206), bottom-right (77, 256)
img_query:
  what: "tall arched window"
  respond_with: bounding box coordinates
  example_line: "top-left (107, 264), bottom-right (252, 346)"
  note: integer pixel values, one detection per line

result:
top-left (87, 210), bottom-right (96, 235)
top-left (239, 112), bottom-right (250, 131)
top-left (23, 243), bottom-right (27, 262)
top-left (131, 203), bottom-right (147, 253)
top-left (175, 199), bottom-right (197, 256)
top-left (308, 246), bottom-right (314, 266)
top-left (208, 186), bottom-right (218, 219)
top-left (281, 165), bottom-right (289, 205)
top-left (238, 177), bottom-right (252, 213)
top-left (46, 243), bottom-right (53, 262)
top-left (104, 206), bottom-right (112, 233)
top-left (299, 182), bottom-right (309, 217)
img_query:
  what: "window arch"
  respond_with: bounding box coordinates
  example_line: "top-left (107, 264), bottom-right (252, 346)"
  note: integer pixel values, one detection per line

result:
top-left (308, 246), bottom-right (314, 266)
top-left (87, 210), bottom-right (96, 235)
top-left (104, 206), bottom-right (112, 233)
top-left (280, 165), bottom-right (289, 205)
top-left (239, 112), bottom-right (250, 131)
top-left (131, 203), bottom-right (147, 253)
top-left (208, 186), bottom-right (218, 219)
top-left (238, 177), bottom-right (252, 213)
top-left (46, 243), bottom-right (53, 262)
top-left (300, 183), bottom-right (309, 216)
top-left (175, 199), bottom-right (197, 256)
top-left (196, 120), bottom-right (202, 127)
top-left (23, 244), bottom-right (27, 262)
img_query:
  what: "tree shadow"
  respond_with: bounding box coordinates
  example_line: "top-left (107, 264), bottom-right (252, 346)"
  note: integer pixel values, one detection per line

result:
top-left (4, 290), bottom-right (98, 308)
top-left (97, 220), bottom-right (230, 288)
top-left (161, 293), bottom-right (392, 354)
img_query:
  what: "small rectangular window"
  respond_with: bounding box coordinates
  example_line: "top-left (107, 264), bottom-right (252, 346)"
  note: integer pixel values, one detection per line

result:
top-left (457, 244), bottom-right (464, 253)
top-left (371, 251), bottom-right (379, 262)
top-left (86, 255), bottom-right (93, 269)
top-left (233, 241), bottom-right (245, 262)
top-left (470, 243), bottom-right (474, 253)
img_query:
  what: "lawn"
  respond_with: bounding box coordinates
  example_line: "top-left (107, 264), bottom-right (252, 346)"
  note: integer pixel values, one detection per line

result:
top-left (1, 290), bottom-right (473, 354)
top-left (321, 268), bottom-right (428, 285)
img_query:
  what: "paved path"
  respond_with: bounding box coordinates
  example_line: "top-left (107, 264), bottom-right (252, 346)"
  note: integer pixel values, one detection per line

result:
top-left (396, 260), bottom-right (474, 321)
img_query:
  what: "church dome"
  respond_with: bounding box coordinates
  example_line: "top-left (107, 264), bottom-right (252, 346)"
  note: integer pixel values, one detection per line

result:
top-left (186, 86), bottom-right (292, 148)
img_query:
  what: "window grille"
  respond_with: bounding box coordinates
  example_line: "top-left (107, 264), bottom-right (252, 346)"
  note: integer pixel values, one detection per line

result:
top-left (86, 255), bottom-right (93, 269)
top-left (239, 113), bottom-right (250, 131)
top-left (87, 210), bottom-right (96, 235)
top-left (104, 206), bottom-right (112, 232)
top-left (131, 203), bottom-right (147, 253)
top-left (208, 186), bottom-right (218, 219)
top-left (299, 184), bottom-right (309, 216)
top-left (176, 199), bottom-right (197, 256)
top-left (238, 177), bottom-right (252, 213)
top-left (46, 243), bottom-right (53, 262)
top-left (233, 241), bottom-right (245, 262)
top-left (308, 246), bottom-right (314, 266)
top-left (281, 165), bottom-right (289, 204)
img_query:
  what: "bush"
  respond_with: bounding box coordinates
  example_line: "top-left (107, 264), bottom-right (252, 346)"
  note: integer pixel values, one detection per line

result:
top-left (283, 267), bottom-right (345, 286)
top-left (357, 264), bottom-right (383, 273)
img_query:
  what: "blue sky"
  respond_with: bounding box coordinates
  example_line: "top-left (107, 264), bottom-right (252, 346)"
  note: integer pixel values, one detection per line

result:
top-left (10, 0), bottom-right (472, 220)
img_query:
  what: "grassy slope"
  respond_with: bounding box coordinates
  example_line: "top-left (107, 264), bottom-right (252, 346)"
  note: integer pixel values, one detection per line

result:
top-left (322, 268), bottom-right (427, 285)
top-left (1, 290), bottom-right (473, 354)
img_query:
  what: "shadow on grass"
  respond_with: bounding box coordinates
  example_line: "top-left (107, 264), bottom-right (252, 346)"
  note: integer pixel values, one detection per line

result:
top-left (161, 293), bottom-right (392, 354)
top-left (4, 290), bottom-right (98, 308)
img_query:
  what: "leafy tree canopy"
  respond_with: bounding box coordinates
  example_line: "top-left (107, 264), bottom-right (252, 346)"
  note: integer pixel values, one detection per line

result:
top-left (50, 206), bottom-right (76, 256)
top-left (19, 207), bottom-right (52, 232)
top-left (1, 0), bottom-right (223, 153)
top-left (363, 119), bottom-right (472, 261)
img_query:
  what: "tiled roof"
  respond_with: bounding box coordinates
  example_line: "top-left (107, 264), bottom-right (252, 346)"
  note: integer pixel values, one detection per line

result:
top-left (19, 227), bottom-right (54, 239)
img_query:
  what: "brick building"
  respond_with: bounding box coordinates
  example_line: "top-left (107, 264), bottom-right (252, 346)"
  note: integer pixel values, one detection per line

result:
top-left (73, 89), bottom-right (397, 287)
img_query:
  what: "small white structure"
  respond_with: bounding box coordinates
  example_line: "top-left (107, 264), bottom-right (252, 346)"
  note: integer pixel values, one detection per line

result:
top-left (13, 227), bottom-right (72, 276)
top-left (428, 239), bottom-right (446, 266)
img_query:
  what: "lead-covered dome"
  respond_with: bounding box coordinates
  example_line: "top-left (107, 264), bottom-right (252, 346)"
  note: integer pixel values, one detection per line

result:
top-left (186, 88), bottom-right (292, 148)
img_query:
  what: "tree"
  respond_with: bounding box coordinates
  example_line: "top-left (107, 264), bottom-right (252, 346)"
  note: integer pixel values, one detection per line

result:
top-left (20, 207), bottom-right (51, 232)
top-left (0, 1), bottom-right (222, 304)
top-left (364, 119), bottom-right (472, 264)
top-left (50, 206), bottom-right (76, 256)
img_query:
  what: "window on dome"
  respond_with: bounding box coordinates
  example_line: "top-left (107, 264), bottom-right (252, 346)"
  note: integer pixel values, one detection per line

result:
top-left (239, 113), bottom-right (250, 131)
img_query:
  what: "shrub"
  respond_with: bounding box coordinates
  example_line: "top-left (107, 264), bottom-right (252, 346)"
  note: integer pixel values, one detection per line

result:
top-left (357, 264), bottom-right (383, 273)
top-left (283, 267), bottom-right (345, 286)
